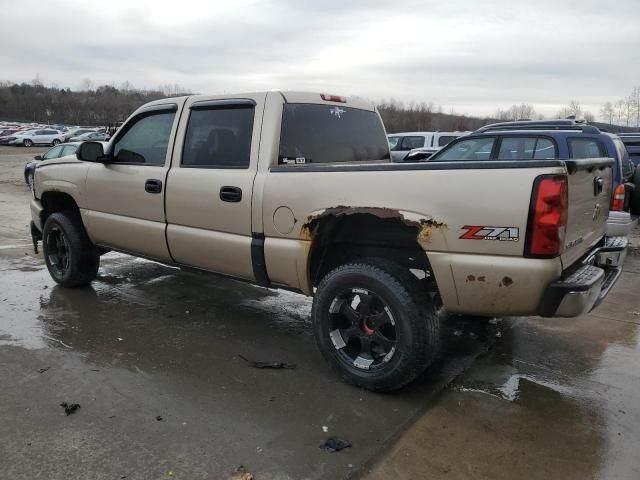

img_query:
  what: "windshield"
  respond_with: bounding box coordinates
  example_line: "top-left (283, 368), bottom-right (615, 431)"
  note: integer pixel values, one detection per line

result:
top-left (279, 104), bottom-right (389, 164)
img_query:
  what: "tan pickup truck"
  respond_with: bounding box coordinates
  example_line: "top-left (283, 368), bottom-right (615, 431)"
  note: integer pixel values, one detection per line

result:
top-left (30, 91), bottom-right (628, 391)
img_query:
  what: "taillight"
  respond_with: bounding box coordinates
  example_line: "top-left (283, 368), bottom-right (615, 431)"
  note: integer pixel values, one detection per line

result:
top-left (526, 175), bottom-right (568, 258)
top-left (320, 93), bottom-right (346, 103)
top-left (612, 184), bottom-right (626, 211)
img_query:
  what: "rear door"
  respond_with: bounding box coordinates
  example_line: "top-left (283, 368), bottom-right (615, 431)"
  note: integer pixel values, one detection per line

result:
top-left (164, 94), bottom-right (265, 279)
top-left (561, 137), bottom-right (613, 267)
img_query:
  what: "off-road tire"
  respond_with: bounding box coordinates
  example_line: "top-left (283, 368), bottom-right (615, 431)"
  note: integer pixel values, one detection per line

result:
top-left (42, 211), bottom-right (99, 287)
top-left (312, 258), bottom-right (440, 392)
top-left (630, 168), bottom-right (640, 216)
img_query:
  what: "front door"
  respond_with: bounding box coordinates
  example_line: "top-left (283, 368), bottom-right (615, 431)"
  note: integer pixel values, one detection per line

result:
top-left (84, 102), bottom-right (184, 261)
top-left (164, 95), bottom-right (265, 279)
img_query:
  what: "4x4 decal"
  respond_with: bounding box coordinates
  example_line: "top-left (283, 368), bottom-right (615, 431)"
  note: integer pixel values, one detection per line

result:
top-left (460, 225), bottom-right (519, 242)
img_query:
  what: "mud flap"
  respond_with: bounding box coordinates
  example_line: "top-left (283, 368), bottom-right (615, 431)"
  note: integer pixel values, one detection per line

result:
top-left (30, 221), bottom-right (42, 254)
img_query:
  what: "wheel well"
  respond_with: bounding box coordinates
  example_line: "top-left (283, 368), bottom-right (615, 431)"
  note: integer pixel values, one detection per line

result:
top-left (41, 191), bottom-right (80, 225)
top-left (306, 209), bottom-right (435, 288)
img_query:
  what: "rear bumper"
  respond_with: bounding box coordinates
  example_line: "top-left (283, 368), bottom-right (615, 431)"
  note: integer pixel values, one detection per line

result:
top-left (606, 211), bottom-right (637, 236)
top-left (538, 236), bottom-right (628, 317)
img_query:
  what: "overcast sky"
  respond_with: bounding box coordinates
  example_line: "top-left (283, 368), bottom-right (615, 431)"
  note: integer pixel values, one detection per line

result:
top-left (0, 0), bottom-right (638, 118)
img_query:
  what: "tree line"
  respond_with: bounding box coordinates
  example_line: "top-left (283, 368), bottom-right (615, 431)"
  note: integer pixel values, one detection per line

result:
top-left (1, 79), bottom-right (638, 133)
top-left (0, 79), bottom-right (189, 126)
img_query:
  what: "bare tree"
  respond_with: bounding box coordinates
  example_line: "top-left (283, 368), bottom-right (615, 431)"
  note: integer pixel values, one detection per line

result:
top-left (600, 101), bottom-right (615, 125)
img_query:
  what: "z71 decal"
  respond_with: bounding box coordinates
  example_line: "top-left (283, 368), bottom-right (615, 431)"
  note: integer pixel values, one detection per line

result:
top-left (460, 225), bottom-right (520, 242)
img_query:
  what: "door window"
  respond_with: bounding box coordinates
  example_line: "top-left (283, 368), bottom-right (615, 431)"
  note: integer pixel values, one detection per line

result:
top-left (43, 145), bottom-right (64, 159)
top-left (387, 136), bottom-right (400, 151)
top-left (61, 145), bottom-right (78, 156)
top-left (182, 106), bottom-right (254, 168)
top-left (113, 112), bottom-right (175, 165)
top-left (400, 136), bottom-right (425, 150)
top-left (437, 135), bottom-right (457, 147)
top-left (497, 137), bottom-right (558, 160)
top-left (432, 137), bottom-right (495, 161)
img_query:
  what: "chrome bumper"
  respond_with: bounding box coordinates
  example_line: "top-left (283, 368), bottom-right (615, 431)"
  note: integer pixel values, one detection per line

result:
top-left (538, 236), bottom-right (628, 317)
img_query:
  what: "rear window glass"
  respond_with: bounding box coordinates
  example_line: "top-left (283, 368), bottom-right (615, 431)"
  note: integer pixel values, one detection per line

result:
top-left (432, 137), bottom-right (495, 161)
top-left (182, 107), bottom-right (254, 168)
top-left (279, 104), bottom-right (389, 164)
top-left (497, 137), bottom-right (557, 160)
top-left (437, 135), bottom-right (457, 147)
top-left (569, 138), bottom-right (606, 159)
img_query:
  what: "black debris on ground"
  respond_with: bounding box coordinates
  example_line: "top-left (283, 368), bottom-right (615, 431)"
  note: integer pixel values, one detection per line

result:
top-left (320, 437), bottom-right (352, 452)
top-left (60, 402), bottom-right (80, 415)
top-left (238, 354), bottom-right (296, 369)
top-left (155, 415), bottom-right (164, 421)
top-left (37, 367), bottom-right (50, 374)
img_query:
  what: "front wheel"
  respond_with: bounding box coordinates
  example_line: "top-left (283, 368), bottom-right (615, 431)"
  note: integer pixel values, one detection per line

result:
top-left (42, 211), bottom-right (100, 287)
top-left (312, 259), bottom-right (440, 392)
top-left (52, 138), bottom-right (60, 146)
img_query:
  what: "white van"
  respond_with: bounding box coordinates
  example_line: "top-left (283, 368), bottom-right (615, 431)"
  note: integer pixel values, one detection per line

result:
top-left (387, 131), bottom-right (470, 162)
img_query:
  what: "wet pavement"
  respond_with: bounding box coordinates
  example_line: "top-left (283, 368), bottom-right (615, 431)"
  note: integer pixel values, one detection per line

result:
top-left (2, 146), bottom-right (640, 479)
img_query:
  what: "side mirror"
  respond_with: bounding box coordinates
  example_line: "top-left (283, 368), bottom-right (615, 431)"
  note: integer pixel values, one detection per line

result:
top-left (34, 155), bottom-right (43, 160)
top-left (405, 151), bottom-right (433, 162)
top-left (76, 141), bottom-right (106, 162)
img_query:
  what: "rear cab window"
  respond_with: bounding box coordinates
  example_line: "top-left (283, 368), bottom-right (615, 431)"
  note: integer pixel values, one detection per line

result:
top-left (278, 104), bottom-right (389, 164)
top-left (568, 138), bottom-right (606, 159)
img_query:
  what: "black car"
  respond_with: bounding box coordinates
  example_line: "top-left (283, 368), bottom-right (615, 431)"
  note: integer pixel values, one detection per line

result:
top-left (24, 142), bottom-right (81, 190)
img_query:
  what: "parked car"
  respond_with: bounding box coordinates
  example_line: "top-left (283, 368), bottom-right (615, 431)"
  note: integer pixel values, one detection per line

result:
top-left (68, 131), bottom-right (110, 142)
top-left (428, 120), bottom-right (637, 236)
top-left (24, 142), bottom-right (83, 191)
top-left (30, 91), bottom-right (626, 391)
top-left (618, 133), bottom-right (640, 214)
top-left (387, 131), bottom-right (470, 161)
top-left (62, 128), bottom-right (96, 142)
top-left (7, 128), bottom-right (65, 147)
top-left (0, 129), bottom-right (21, 143)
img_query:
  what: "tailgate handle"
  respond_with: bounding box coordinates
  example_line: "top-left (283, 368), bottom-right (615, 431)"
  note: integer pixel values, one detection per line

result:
top-left (220, 186), bottom-right (242, 202)
top-left (593, 176), bottom-right (604, 196)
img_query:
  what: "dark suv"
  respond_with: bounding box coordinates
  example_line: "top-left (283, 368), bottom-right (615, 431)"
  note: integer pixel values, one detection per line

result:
top-left (427, 120), bottom-right (637, 235)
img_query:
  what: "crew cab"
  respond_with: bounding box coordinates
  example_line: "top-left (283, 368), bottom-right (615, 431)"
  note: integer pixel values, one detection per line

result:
top-left (427, 120), bottom-right (637, 236)
top-left (29, 92), bottom-right (627, 391)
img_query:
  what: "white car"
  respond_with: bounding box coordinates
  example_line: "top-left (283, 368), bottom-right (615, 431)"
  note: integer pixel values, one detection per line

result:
top-left (9, 128), bottom-right (65, 147)
top-left (68, 131), bottom-right (110, 142)
top-left (387, 131), bottom-right (471, 162)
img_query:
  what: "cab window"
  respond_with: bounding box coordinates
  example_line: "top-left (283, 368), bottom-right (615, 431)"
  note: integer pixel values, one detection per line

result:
top-left (113, 111), bottom-right (175, 165)
top-left (43, 145), bottom-right (64, 159)
top-left (182, 106), bottom-right (254, 168)
top-left (387, 136), bottom-right (400, 151)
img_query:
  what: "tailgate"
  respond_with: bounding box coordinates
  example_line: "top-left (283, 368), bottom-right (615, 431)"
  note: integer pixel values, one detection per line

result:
top-left (560, 158), bottom-right (613, 268)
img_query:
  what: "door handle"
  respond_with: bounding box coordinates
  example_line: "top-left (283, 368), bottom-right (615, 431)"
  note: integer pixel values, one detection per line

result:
top-left (145, 179), bottom-right (163, 194)
top-left (220, 186), bottom-right (242, 202)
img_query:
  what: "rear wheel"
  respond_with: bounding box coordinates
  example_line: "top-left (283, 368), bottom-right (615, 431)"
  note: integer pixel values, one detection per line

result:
top-left (23, 139), bottom-right (33, 147)
top-left (312, 258), bottom-right (440, 392)
top-left (42, 211), bottom-right (100, 287)
top-left (52, 138), bottom-right (60, 146)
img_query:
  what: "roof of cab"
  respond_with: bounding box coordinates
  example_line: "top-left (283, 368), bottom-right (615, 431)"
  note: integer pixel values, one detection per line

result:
top-left (138, 91), bottom-right (377, 112)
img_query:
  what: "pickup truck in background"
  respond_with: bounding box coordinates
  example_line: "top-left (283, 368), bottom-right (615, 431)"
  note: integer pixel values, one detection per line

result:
top-left (30, 91), bottom-right (627, 391)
